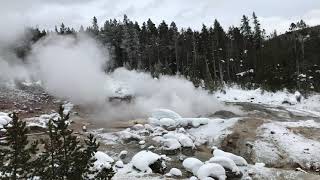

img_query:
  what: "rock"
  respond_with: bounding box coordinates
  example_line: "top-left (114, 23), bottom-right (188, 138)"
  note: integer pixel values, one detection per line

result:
top-left (132, 124), bottom-right (145, 131)
top-left (82, 125), bottom-right (87, 132)
top-left (211, 110), bottom-right (237, 118)
top-left (115, 160), bottom-right (124, 168)
top-left (139, 140), bottom-right (146, 145)
top-left (168, 168), bottom-right (182, 177)
top-left (149, 159), bottom-right (166, 174)
top-left (119, 150), bottom-right (128, 159)
top-left (131, 150), bottom-right (166, 174)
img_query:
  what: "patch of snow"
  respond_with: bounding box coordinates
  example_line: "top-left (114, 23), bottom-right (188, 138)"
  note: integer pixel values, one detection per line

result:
top-left (62, 102), bottom-right (73, 115)
top-left (215, 86), bottom-right (320, 117)
top-left (25, 113), bottom-right (60, 128)
top-left (0, 112), bottom-right (11, 129)
top-left (212, 147), bottom-right (247, 166)
top-left (188, 118), bottom-right (240, 146)
top-left (254, 121), bottom-right (320, 169)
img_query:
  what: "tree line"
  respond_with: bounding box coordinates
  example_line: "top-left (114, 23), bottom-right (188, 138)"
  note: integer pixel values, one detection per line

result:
top-left (19, 13), bottom-right (320, 92)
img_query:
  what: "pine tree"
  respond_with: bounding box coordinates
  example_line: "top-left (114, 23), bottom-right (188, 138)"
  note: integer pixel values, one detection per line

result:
top-left (0, 113), bottom-right (38, 180)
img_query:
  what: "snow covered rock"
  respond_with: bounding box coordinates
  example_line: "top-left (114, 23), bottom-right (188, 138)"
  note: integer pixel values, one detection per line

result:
top-left (212, 147), bottom-right (247, 166)
top-left (176, 118), bottom-right (209, 128)
top-left (94, 151), bottom-right (114, 170)
top-left (0, 112), bottom-right (11, 129)
top-left (162, 138), bottom-right (181, 151)
top-left (131, 150), bottom-right (165, 173)
top-left (132, 124), bottom-right (145, 131)
top-left (196, 163), bottom-right (226, 180)
top-left (115, 160), bottom-right (124, 168)
top-left (207, 156), bottom-right (239, 174)
top-left (159, 118), bottom-right (176, 128)
top-left (151, 109), bottom-right (182, 120)
top-left (166, 168), bottom-right (182, 177)
top-left (162, 131), bottom-right (194, 148)
top-left (117, 130), bottom-right (142, 142)
top-left (119, 150), bottom-right (128, 159)
top-left (207, 156), bottom-right (242, 178)
top-left (189, 176), bottom-right (198, 180)
top-left (183, 157), bottom-right (204, 175)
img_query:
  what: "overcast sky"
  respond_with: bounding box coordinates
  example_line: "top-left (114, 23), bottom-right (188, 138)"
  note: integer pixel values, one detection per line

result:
top-left (1, 0), bottom-right (320, 34)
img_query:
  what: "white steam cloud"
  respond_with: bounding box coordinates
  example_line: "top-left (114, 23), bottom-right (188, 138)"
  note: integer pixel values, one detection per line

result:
top-left (27, 34), bottom-right (109, 105)
top-left (1, 33), bottom-right (240, 121)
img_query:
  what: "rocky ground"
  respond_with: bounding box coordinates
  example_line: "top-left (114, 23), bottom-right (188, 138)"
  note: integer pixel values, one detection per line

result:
top-left (1, 84), bottom-right (320, 180)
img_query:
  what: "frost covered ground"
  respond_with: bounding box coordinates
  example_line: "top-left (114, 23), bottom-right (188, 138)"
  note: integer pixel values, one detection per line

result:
top-left (1, 83), bottom-right (320, 179)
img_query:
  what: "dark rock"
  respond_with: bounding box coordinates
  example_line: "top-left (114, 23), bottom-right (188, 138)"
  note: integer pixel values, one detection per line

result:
top-left (149, 159), bottom-right (166, 174)
top-left (225, 168), bottom-right (243, 179)
top-left (211, 110), bottom-right (237, 118)
top-left (282, 100), bottom-right (292, 105)
top-left (270, 131), bottom-right (275, 134)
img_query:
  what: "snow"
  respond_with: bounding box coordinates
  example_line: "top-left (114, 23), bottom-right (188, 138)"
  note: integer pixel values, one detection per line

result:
top-left (119, 150), bottom-right (128, 158)
top-left (188, 118), bottom-right (241, 146)
top-left (183, 157), bottom-right (204, 175)
top-left (236, 69), bottom-right (254, 77)
top-left (254, 121), bottom-right (320, 169)
top-left (159, 118), bottom-right (176, 128)
top-left (167, 168), bottom-right (182, 177)
top-left (0, 112), bottom-right (11, 129)
top-left (115, 160), bottom-right (124, 168)
top-left (62, 102), bottom-right (73, 115)
top-left (207, 156), bottom-right (240, 174)
top-left (94, 151), bottom-right (114, 170)
top-left (160, 138), bottom-right (181, 150)
top-left (176, 118), bottom-right (209, 128)
top-left (149, 109), bottom-right (210, 129)
top-left (162, 130), bottom-right (194, 148)
top-left (212, 147), bottom-right (248, 166)
top-left (25, 112), bottom-right (60, 128)
top-left (131, 150), bottom-right (162, 173)
top-left (196, 163), bottom-right (226, 180)
top-left (151, 109), bottom-right (182, 120)
top-left (215, 86), bottom-right (320, 117)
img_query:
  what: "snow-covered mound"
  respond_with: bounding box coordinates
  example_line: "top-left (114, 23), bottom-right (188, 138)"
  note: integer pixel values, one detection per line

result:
top-left (94, 151), bottom-right (115, 170)
top-left (212, 147), bottom-right (248, 166)
top-left (151, 109), bottom-right (182, 120)
top-left (0, 112), bottom-right (11, 129)
top-left (207, 156), bottom-right (240, 175)
top-left (166, 168), bottom-right (182, 177)
top-left (197, 163), bottom-right (226, 180)
top-left (183, 157), bottom-right (204, 175)
top-left (131, 150), bottom-right (164, 173)
top-left (149, 109), bottom-right (209, 129)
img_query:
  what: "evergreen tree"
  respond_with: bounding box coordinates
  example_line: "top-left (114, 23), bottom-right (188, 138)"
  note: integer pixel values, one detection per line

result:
top-left (0, 113), bottom-right (38, 180)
